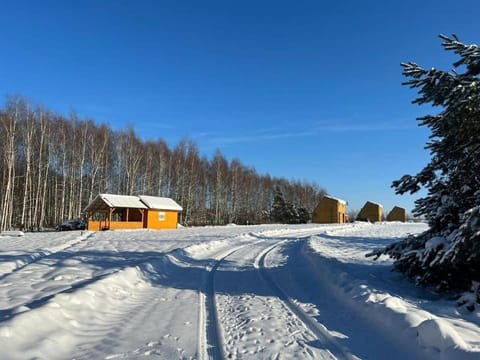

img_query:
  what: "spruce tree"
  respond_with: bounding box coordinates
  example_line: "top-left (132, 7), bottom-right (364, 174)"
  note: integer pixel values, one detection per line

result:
top-left (368, 35), bottom-right (480, 307)
top-left (270, 187), bottom-right (310, 224)
top-left (271, 187), bottom-right (289, 223)
top-left (297, 207), bottom-right (310, 224)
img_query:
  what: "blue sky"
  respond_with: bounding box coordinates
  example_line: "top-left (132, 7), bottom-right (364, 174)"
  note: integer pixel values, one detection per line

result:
top-left (1, 0), bottom-right (479, 214)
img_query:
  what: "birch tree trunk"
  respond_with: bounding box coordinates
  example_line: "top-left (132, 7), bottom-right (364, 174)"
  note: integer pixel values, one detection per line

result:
top-left (0, 99), bottom-right (19, 230)
top-left (33, 109), bottom-right (48, 229)
top-left (70, 115), bottom-right (88, 216)
top-left (20, 103), bottom-right (34, 229)
top-left (88, 123), bottom-right (110, 202)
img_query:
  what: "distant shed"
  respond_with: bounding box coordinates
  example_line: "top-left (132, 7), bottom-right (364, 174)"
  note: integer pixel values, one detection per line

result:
top-left (84, 194), bottom-right (182, 231)
top-left (387, 206), bottom-right (407, 222)
top-left (357, 201), bottom-right (383, 222)
top-left (312, 195), bottom-right (347, 224)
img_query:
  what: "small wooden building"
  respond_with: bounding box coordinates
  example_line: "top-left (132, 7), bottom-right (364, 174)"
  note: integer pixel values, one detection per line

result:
top-left (84, 194), bottom-right (182, 231)
top-left (312, 195), bottom-right (347, 224)
top-left (138, 195), bottom-right (183, 230)
top-left (357, 201), bottom-right (383, 222)
top-left (387, 206), bottom-right (407, 222)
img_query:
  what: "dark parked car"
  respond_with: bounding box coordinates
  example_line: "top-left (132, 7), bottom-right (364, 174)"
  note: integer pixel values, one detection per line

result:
top-left (57, 219), bottom-right (86, 231)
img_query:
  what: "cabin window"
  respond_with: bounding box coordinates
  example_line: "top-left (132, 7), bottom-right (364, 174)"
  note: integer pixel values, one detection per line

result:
top-left (158, 212), bottom-right (166, 221)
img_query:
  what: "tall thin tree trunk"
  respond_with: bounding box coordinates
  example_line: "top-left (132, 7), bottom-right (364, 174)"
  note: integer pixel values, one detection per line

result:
top-left (77, 120), bottom-right (88, 216)
top-left (21, 113), bottom-right (34, 228)
top-left (0, 112), bottom-right (16, 230)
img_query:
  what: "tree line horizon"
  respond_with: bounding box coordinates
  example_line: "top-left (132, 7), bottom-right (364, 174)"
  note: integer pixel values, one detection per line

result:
top-left (0, 95), bottom-right (326, 231)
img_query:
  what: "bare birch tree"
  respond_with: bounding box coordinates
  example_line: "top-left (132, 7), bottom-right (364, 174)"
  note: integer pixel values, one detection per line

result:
top-left (0, 103), bottom-right (18, 230)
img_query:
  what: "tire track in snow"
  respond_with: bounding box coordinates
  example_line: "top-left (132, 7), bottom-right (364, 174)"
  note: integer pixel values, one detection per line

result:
top-left (200, 226), bottom-right (357, 360)
top-left (201, 244), bottom-right (251, 360)
top-left (199, 232), bottom-right (279, 360)
top-left (255, 241), bottom-right (356, 359)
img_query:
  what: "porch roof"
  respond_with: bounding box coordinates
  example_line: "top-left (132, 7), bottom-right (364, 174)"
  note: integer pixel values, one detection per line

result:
top-left (84, 194), bottom-right (148, 213)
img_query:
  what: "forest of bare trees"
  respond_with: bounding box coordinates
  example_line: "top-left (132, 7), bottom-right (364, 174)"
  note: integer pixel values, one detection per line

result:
top-left (0, 96), bottom-right (326, 231)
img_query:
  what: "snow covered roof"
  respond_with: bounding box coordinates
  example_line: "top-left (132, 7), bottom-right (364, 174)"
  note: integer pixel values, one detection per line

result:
top-left (365, 200), bottom-right (383, 208)
top-left (84, 194), bottom-right (182, 213)
top-left (99, 194), bottom-right (148, 209)
top-left (84, 194), bottom-right (148, 213)
top-left (323, 195), bottom-right (347, 205)
top-left (138, 195), bottom-right (183, 211)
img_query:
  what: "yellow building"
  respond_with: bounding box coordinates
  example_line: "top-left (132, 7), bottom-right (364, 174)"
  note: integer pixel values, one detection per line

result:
top-left (84, 194), bottom-right (182, 231)
top-left (357, 201), bottom-right (383, 222)
top-left (138, 195), bottom-right (183, 230)
top-left (387, 206), bottom-right (407, 222)
top-left (312, 195), bottom-right (347, 224)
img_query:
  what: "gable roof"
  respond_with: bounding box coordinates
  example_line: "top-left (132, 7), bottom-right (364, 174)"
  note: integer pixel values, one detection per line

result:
top-left (84, 194), bottom-right (148, 213)
top-left (84, 194), bottom-right (183, 213)
top-left (323, 195), bottom-right (347, 205)
top-left (138, 195), bottom-right (183, 211)
top-left (99, 194), bottom-right (148, 208)
top-left (364, 200), bottom-right (383, 208)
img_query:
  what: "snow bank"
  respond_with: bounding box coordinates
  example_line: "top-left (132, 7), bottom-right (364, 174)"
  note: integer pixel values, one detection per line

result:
top-left (305, 222), bottom-right (480, 359)
top-left (417, 319), bottom-right (466, 353)
top-left (0, 231), bottom-right (24, 237)
top-left (185, 239), bottom-right (237, 259)
top-left (0, 265), bottom-right (151, 360)
top-left (0, 231), bottom-right (91, 278)
top-left (183, 230), bottom-right (273, 259)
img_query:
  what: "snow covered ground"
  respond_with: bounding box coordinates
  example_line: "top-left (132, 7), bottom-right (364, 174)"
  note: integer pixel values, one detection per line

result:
top-left (0, 222), bottom-right (478, 359)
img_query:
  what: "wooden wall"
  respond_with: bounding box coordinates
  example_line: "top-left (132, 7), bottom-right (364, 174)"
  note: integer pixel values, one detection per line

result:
top-left (145, 209), bottom-right (179, 229)
top-left (313, 197), bottom-right (347, 224)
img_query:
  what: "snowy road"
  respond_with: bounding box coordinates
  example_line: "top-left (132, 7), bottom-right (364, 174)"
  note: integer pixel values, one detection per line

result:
top-left (213, 238), bottom-right (351, 359)
top-left (0, 223), bottom-right (478, 359)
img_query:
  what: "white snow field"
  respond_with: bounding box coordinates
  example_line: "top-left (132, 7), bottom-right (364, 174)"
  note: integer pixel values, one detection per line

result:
top-left (0, 222), bottom-right (479, 359)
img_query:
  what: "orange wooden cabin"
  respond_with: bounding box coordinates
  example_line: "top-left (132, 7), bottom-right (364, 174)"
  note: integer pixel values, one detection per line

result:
top-left (84, 194), bottom-right (182, 231)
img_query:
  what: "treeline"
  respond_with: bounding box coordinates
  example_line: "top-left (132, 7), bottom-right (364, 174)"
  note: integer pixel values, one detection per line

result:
top-left (0, 96), bottom-right (325, 230)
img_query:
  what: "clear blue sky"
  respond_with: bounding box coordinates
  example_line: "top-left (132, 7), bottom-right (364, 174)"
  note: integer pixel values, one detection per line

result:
top-left (1, 0), bottom-right (478, 214)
